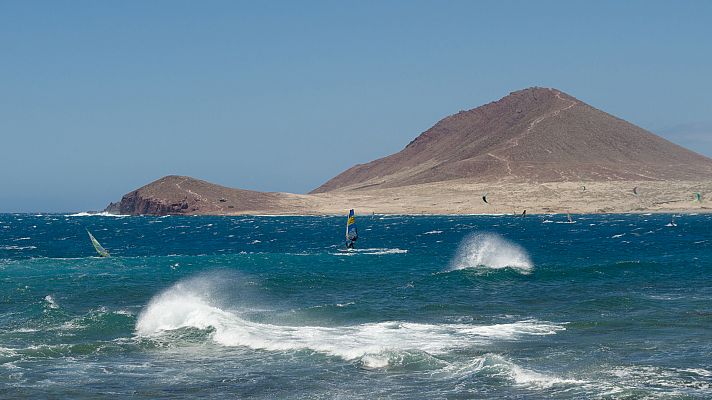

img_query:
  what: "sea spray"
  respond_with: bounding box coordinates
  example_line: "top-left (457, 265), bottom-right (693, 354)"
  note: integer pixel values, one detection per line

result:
top-left (135, 272), bottom-right (255, 335)
top-left (449, 232), bottom-right (532, 273)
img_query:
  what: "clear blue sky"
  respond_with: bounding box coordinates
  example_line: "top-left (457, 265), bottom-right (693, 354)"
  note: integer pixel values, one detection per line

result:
top-left (1, 1), bottom-right (711, 212)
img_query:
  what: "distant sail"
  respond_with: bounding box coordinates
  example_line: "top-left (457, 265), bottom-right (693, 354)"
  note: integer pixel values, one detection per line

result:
top-left (87, 230), bottom-right (110, 257)
top-left (693, 192), bottom-right (702, 202)
top-left (567, 213), bottom-right (574, 223)
top-left (482, 193), bottom-right (489, 204)
top-left (633, 186), bottom-right (639, 196)
top-left (581, 185), bottom-right (586, 192)
top-left (521, 210), bottom-right (527, 217)
top-left (345, 209), bottom-right (358, 247)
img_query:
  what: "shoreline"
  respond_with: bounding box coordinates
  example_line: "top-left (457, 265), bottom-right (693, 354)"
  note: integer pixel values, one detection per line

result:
top-left (99, 175), bottom-right (712, 217)
top-left (32, 209), bottom-right (712, 217)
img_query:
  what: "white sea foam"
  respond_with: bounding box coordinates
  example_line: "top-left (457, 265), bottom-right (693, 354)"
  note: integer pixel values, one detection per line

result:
top-left (438, 354), bottom-right (586, 389)
top-left (44, 295), bottom-right (59, 309)
top-left (66, 212), bottom-right (129, 217)
top-left (332, 248), bottom-right (408, 256)
top-left (0, 245), bottom-right (37, 250)
top-left (11, 327), bottom-right (39, 333)
top-left (423, 230), bottom-right (443, 235)
top-left (363, 248), bottom-right (408, 255)
top-left (603, 365), bottom-right (712, 395)
top-left (449, 233), bottom-right (532, 273)
top-left (508, 361), bottom-right (586, 388)
top-left (135, 279), bottom-right (562, 366)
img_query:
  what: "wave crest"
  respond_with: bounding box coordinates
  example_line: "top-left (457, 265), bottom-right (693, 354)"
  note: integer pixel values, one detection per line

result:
top-left (136, 277), bottom-right (561, 367)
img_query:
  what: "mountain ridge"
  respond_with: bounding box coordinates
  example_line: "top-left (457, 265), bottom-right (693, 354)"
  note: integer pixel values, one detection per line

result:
top-left (311, 87), bottom-right (712, 193)
top-left (105, 87), bottom-right (712, 215)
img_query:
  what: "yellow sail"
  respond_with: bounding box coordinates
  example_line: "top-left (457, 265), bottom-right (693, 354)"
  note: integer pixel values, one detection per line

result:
top-left (87, 230), bottom-right (110, 257)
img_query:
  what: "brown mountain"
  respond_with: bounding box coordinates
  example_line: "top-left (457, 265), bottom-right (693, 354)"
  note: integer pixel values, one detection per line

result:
top-left (106, 87), bottom-right (712, 215)
top-left (106, 175), bottom-right (313, 216)
top-left (312, 87), bottom-right (712, 193)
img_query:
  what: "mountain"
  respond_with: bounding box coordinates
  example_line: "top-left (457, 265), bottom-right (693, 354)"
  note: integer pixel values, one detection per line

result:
top-left (107, 175), bottom-right (309, 216)
top-left (312, 87), bottom-right (712, 193)
top-left (106, 87), bottom-right (712, 215)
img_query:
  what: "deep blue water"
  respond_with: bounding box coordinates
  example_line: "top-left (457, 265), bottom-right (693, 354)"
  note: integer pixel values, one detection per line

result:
top-left (1, 213), bottom-right (710, 399)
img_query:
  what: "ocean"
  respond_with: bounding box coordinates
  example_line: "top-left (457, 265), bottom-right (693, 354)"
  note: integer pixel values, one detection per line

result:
top-left (1, 213), bottom-right (710, 399)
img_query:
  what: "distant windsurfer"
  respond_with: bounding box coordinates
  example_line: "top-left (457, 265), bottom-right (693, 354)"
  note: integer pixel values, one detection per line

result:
top-left (345, 209), bottom-right (358, 249)
top-left (86, 229), bottom-right (110, 257)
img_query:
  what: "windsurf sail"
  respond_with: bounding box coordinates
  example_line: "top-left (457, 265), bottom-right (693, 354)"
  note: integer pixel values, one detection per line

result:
top-left (345, 209), bottom-right (358, 248)
top-left (87, 229), bottom-right (110, 257)
top-left (567, 213), bottom-right (573, 223)
top-left (693, 192), bottom-right (702, 202)
top-left (521, 209), bottom-right (527, 217)
top-left (667, 216), bottom-right (677, 227)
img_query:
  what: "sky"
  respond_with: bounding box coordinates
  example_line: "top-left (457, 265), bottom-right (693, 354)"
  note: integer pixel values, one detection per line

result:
top-left (1, 1), bottom-right (711, 212)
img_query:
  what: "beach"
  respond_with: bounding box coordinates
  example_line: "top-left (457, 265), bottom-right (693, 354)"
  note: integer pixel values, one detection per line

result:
top-left (207, 180), bottom-right (712, 215)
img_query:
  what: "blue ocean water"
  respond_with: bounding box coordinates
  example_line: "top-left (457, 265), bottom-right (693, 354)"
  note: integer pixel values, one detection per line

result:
top-left (1, 213), bottom-right (710, 399)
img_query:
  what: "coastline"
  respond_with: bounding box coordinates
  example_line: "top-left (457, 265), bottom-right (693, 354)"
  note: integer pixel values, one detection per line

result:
top-left (92, 179), bottom-right (712, 216)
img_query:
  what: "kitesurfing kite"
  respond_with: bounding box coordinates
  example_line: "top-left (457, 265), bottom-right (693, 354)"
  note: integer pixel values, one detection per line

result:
top-left (345, 209), bottom-right (358, 249)
top-left (87, 229), bottom-right (110, 257)
top-left (633, 186), bottom-right (639, 196)
top-left (693, 192), bottom-right (702, 203)
top-left (482, 193), bottom-right (489, 204)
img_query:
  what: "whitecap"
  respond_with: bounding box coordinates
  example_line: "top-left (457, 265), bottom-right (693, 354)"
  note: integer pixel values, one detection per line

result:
top-left (332, 248), bottom-right (407, 256)
top-left (66, 212), bottom-right (130, 217)
top-left (44, 295), bottom-right (59, 309)
top-left (135, 279), bottom-right (563, 367)
top-left (435, 353), bottom-right (586, 389)
top-left (0, 245), bottom-right (37, 250)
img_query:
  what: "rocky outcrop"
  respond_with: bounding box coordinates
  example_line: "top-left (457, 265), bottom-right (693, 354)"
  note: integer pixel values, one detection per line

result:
top-left (115, 190), bottom-right (192, 215)
top-left (105, 175), bottom-right (297, 215)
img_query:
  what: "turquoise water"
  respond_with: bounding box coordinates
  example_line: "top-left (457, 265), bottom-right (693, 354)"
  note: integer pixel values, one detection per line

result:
top-left (1, 213), bottom-right (710, 399)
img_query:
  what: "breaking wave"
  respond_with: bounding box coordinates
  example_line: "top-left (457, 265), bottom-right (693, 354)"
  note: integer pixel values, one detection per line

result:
top-left (135, 276), bottom-right (562, 368)
top-left (443, 353), bottom-right (587, 388)
top-left (449, 232), bottom-right (532, 273)
top-left (66, 212), bottom-right (129, 217)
